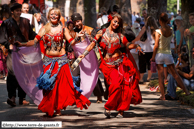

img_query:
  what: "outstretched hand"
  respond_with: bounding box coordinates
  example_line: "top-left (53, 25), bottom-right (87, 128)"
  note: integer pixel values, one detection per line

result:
top-left (136, 46), bottom-right (144, 54)
top-left (77, 30), bottom-right (86, 37)
top-left (14, 41), bottom-right (23, 47)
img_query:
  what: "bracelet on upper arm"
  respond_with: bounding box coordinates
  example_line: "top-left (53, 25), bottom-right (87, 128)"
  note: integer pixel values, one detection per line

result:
top-left (35, 35), bottom-right (41, 41)
top-left (92, 36), bottom-right (98, 44)
top-left (34, 35), bottom-right (41, 47)
top-left (68, 38), bottom-right (74, 45)
top-left (136, 44), bottom-right (141, 48)
top-left (83, 50), bottom-right (89, 56)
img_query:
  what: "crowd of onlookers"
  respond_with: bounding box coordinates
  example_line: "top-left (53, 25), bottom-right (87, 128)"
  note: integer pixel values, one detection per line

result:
top-left (1, 1), bottom-right (194, 100)
top-left (96, 5), bottom-right (194, 100)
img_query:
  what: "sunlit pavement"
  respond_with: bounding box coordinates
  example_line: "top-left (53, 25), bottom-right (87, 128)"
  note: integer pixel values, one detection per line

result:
top-left (0, 76), bottom-right (194, 129)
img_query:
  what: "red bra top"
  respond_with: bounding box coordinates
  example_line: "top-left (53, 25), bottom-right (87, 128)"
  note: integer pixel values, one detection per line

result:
top-left (99, 29), bottom-right (128, 55)
top-left (43, 27), bottom-right (64, 51)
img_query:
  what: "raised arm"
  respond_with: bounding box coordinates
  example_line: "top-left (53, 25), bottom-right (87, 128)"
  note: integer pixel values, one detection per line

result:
top-left (64, 27), bottom-right (86, 46)
top-left (120, 34), bottom-right (143, 53)
top-left (132, 26), bottom-right (146, 44)
top-left (17, 26), bottom-right (45, 47)
top-left (79, 30), bottom-right (103, 58)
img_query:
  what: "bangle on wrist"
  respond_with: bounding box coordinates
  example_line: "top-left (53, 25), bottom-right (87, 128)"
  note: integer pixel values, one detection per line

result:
top-left (74, 36), bottom-right (80, 42)
top-left (136, 44), bottom-right (140, 48)
top-left (83, 50), bottom-right (89, 56)
top-left (126, 42), bottom-right (132, 48)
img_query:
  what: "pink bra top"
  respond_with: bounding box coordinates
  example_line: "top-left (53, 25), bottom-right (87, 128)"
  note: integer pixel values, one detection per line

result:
top-left (43, 27), bottom-right (64, 51)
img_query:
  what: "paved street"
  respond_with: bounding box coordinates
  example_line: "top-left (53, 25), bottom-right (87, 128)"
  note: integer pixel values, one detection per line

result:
top-left (0, 78), bottom-right (194, 129)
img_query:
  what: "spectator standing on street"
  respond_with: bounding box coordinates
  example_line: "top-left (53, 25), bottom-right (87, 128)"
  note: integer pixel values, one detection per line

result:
top-left (150, 12), bottom-right (190, 100)
top-left (132, 16), bottom-right (158, 84)
top-left (140, 9), bottom-right (147, 28)
top-left (174, 16), bottom-right (186, 55)
top-left (34, 13), bottom-right (43, 33)
top-left (132, 12), bottom-right (136, 25)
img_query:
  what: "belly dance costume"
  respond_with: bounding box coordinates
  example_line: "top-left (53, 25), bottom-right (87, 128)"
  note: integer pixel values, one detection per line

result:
top-left (36, 28), bottom-right (90, 116)
top-left (97, 29), bottom-right (142, 111)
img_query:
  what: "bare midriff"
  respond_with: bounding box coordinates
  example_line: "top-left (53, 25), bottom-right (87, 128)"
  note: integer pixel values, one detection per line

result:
top-left (104, 49), bottom-right (122, 60)
top-left (45, 47), bottom-right (66, 56)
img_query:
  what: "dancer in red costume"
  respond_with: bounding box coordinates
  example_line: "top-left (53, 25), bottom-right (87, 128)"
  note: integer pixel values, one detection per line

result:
top-left (79, 14), bottom-right (142, 118)
top-left (18, 8), bottom-right (90, 117)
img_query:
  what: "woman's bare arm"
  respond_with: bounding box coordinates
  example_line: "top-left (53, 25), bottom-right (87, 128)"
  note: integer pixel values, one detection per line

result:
top-left (79, 30), bottom-right (103, 58)
top-left (132, 26), bottom-right (146, 44)
top-left (151, 31), bottom-right (160, 61)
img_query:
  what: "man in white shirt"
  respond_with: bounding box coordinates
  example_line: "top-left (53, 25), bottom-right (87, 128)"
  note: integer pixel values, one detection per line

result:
top-left (96, 12), bottom-right (108, 29)
top-left (132, 12), bottom-right (136, 25)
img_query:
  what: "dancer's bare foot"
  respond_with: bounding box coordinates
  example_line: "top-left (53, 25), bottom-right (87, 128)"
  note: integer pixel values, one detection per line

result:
top-left (54, 110), bottom-right (61, 116)
top-left (96, 96), bottom-right (102, 103)
top-left (117, 111), bottom-right (124, 118)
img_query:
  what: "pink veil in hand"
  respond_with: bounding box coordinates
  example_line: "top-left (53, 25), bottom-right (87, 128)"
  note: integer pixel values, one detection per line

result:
top-left (72, 37), bottom-right (99, 98)
top-left (12, 45), bottom-right (43, 105)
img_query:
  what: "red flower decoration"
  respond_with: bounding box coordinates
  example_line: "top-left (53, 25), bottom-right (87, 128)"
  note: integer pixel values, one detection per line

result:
top-left (108, 14), bottom-right (113, 22)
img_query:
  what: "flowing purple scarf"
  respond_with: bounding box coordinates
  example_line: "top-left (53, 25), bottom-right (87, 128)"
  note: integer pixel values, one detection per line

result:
top-left (12, 45), bottom-right (43, 105)
top-left (72, 37), bottom-right (99, 98)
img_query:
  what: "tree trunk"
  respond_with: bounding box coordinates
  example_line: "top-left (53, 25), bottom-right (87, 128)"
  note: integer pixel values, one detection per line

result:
top-left (77, 0), bottom-right (84, 23)
top-left (147, 0), bottom-right (167, 21)
top-left (116, 0), bottom-right (132, 27)
top-left (181, 0), bottom-right (194, 28)
top-left (99, 0), bottom-right (115, 14)
top-left (58, 0), bottom-right (66, 17)
top-left (84, 0), bottom-right (97, 28)
top-left (69, 0), bottom-right (78, 17)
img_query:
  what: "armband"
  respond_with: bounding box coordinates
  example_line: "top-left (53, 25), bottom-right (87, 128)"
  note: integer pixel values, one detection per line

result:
top-left (92, 37), bottom-right (98, 44)
top-left (136, 44), bottom-right (141, 48)
top-left (83, 50), bottom-right (89, 56)
top-left (68, 38), bottom-right (74, 45)
top-left (35, 35), bottom-right (41, 41)
top-left (126, 42), bottom-right (132, 48)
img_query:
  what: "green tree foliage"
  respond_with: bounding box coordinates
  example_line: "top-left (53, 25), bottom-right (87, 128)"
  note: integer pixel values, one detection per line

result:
top-left (167, 0), bottom-right (181, 14)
